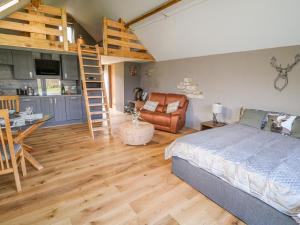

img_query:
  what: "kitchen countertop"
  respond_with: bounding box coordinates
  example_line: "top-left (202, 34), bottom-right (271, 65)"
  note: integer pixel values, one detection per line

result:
top-left (19, 94), bottom-right (83, 97)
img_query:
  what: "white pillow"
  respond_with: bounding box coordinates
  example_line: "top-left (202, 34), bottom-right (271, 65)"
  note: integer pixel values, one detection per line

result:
top-left (143, 100), bottom-right (159, 112)
top-left (167, 101), bottom-right (180, 113)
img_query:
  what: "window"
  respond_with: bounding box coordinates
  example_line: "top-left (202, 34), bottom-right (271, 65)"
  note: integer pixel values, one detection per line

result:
top-left (0, 0), bottom-right (19, 12)
top-left (59, 25), bottom-right (75, 43)
top-left (45, 79), bottom-right (61, 96)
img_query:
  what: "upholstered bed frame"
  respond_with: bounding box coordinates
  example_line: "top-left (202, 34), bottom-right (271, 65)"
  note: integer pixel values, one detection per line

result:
top-left (172, 156), bottom-right (298, 225)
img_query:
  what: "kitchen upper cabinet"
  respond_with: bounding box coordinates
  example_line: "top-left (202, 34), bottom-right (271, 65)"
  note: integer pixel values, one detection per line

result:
top-left (61, 55), bottom-right (79, 80)
top-left (12, 50), bottom-right (35, 80)
top-left (20, 97), bottom-right (42, 113)
top-left (65, 96), bottom-right (82, 120)
top-left (0, 49), bottom-right (12, 65)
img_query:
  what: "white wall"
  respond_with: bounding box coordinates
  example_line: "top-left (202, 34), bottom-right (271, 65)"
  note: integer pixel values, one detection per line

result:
top-left (134, 0), bottom-right (300, 61)
top-left (141, 45), bottom-right (300, 129)
top-left (111, 62), bottom-right (125, 112)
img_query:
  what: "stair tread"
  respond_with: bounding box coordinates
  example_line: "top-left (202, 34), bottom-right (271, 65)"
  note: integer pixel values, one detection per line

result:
top-left (83, 65), bottom-right (100, 68)
top-left (89, 103), bottom-right (107, 106)
top-left (81, 49), bottom-right (97, 53)
top-left (90, 111), bottom-right (109, 115)
top-left (86, 88), bottom-right (104, 91)
top-left (92, 119), bottom-right (110, 123)
top-left (82, 57), bottom-right (98, 61)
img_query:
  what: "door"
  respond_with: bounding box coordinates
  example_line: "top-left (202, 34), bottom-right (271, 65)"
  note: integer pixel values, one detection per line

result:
top-left (40, 97), bottom-right (55, 125)
top-left (53, 96), bottom-right (66, 122)
top-left (61, 55), bottom-right (79, 80)
top-left (65, 96), bottom-right (82, 120)
top-left (20, 97), bottom-right (42, 113)
top-left (12, 50), bottom-right (35, 80)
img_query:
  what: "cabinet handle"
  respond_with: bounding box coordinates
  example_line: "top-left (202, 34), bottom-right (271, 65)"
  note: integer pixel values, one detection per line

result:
top-left (50, 98), bottom-right (53, 104)
top-left (70, 97), bottom-right (78, 99)
top-left (22, 99), bottom-right (31, 102)
top-left (54, 98), bottom-right (57, 104)
top-left (65, 73), bottom-right (68, 78)
top-left (29, 72), bottom-right (33, 78)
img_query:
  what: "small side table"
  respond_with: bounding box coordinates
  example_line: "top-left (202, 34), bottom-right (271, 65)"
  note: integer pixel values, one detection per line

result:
top-left (201, 121), bottom-right (226, 130)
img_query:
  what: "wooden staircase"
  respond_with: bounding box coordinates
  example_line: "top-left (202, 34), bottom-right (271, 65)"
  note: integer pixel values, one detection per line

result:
top-left (77, 44), bottom-right (111, 139)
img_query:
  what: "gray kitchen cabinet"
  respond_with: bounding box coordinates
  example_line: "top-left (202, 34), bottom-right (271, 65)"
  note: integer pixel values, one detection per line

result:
top-left (20, 97), bottom-right (42, 113)
top-left (53, 96), bottom-right (66, 122)
top-left (12, 50), bottom-right (35, 80)
top-left (61, 55), bottom-right (79, 80)
top-left (0, 49), bottom-right (13, 65)
top-left (82, 96), bottom-right (87, 121)
top-left (65, 96), bottom-right (83, 120)
top-left (40, 96), bottom-right (66, 124)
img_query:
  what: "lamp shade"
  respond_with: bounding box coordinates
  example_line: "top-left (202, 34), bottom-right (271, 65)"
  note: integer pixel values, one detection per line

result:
top-left (212, 103), bottom-right (222, 114)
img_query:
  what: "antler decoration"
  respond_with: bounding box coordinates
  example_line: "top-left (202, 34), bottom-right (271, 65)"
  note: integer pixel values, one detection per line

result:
top-left (270, 54), bottom-right (300, 91)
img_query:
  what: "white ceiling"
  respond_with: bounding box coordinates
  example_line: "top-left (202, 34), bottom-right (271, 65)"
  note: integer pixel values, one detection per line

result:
top-left (1, 0), bottom-right (300, 61)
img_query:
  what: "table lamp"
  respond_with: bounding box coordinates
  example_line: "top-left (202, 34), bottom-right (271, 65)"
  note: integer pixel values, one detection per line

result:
top-left (212, 103), bottom-right (222, 124)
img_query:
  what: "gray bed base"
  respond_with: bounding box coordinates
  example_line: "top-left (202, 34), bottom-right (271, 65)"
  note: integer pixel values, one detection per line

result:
top-left (172, 156), bottom-right (298, 225)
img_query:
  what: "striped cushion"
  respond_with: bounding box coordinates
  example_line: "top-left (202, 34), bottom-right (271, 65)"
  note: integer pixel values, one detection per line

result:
top-left (0, 144), bottom-right (21, 160)
top-left (143, 101), bottom-right (159, 112)
top-left (166, 101), bottom-right (180, 113)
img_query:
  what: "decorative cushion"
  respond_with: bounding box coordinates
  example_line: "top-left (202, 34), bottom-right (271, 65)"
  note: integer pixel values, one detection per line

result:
top-left (143, 101), bottom-right (159, 112)
top-left (240, 109), bottom-right (267, 129)
top-left (166, 101), bottom-right (180, 114)
top-left (291, 117), bottom-right (300, 138)
top-left (0, 144), bottom-right (22, 160)
top-left (264, 113), bottom-right (297, 136)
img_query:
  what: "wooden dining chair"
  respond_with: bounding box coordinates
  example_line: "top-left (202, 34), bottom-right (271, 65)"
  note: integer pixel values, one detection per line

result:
top-left (0, 109), bottom-right (27, 192)
top-left (0, 96), bottom-right (20, 112)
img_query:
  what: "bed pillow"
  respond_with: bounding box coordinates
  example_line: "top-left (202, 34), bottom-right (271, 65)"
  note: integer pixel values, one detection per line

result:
top-left (291, 117), bottom-right (300, 138)
top-left (239, 109), bottom-right (267, 129)
top-left (143, 100), bottom-right (159, 112)
top-left (166, 101), bottom-right (180, 113)
top-left (264, 113), bottom-right (297, 136)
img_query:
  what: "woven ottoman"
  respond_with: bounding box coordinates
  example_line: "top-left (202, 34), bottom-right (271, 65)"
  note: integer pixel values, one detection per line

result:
top-left (120, 121), bottom-right (154, 145)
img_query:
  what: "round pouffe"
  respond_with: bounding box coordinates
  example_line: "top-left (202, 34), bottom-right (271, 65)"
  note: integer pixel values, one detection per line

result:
top-left (120, 121), bottom-right (154, 145)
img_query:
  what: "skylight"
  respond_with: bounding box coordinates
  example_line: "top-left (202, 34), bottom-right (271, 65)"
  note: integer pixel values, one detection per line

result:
top-left (0, 0), bottom-right (19, 12)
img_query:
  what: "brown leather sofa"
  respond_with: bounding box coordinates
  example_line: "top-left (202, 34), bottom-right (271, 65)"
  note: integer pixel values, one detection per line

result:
top-left (140, 92), bottom-right (189, 133)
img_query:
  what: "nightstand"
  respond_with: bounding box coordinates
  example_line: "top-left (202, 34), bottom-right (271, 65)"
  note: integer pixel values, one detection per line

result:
top-left (201, 120), bottom-right (226, 130)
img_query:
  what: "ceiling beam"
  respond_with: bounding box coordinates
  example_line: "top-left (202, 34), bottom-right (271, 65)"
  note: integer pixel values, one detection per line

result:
top-left (125, 0), bottom-right (181, 27)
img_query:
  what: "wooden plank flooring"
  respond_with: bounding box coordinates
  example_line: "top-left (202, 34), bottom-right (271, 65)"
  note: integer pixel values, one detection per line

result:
top-left (0, 114), bottom-right (246, 225)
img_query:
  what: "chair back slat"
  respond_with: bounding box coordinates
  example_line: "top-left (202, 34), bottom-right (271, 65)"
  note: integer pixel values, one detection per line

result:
top-left (0, 96), bottom-right (20, 112)
top-left (0, 110), bottom-right (16, 172)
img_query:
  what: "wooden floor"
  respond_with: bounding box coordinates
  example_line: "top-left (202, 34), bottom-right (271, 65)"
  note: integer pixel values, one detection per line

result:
top-left (0, 114), bottom-right (246, 225)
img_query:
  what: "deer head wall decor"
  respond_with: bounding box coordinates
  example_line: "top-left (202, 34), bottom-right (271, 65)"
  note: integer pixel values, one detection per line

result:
top-left (270, 54), bottom-right (300, 91)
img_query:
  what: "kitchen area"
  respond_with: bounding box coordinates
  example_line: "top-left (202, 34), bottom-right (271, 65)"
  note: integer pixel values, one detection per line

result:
top-left (0, 47), bottom-right (87, 126)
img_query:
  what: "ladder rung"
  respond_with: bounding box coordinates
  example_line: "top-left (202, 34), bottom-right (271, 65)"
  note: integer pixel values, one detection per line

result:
top-left (80, 44), bottom-right (96, 48)
top-left (83, 65), bottom-right (100, 68)
top-left (92, 127), bottom-right (109, 132)
top-left (90, 111), bottom-right (109, 115)
top-left (81, 49), bottom-right (97, 54)
top-left (89, 103), bottom-right (107, 107)
top-left (92, 119), bottom-right (110, 123)
top-left (88, 95), bottom-right (106, 99)
top-left (85, 80), bottom-right (104, 83)
top-left (86, 88), bottom-right (104, 91)
top-left (82, 57), bottom-right (99, 61)
top-left (85, 72), bottom-right (101, 75)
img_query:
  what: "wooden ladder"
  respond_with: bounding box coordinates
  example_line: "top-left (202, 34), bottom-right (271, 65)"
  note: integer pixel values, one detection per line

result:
top-left (77, 44), bottom-right (111, 139)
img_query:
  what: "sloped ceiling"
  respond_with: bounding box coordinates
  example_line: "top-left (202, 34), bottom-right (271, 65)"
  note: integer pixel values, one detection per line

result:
top-left (2, 0), bottom-right (300, 61)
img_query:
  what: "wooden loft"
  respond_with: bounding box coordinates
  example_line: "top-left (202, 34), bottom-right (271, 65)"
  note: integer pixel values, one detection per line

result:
top-left (0, 3), bottom-right (69, 52)
top-left (0, 2), bottom-right (154, 62)
top-left (101, 17), bottom-right (154, 61)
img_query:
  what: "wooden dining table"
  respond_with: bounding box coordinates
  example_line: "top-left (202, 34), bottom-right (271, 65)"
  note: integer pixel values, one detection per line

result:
top-left (3, 114), bottom-right (53, 171)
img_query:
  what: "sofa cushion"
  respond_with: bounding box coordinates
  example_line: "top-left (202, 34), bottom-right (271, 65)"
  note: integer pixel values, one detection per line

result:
top-left (149, 93), bottom-right (166, 106)
top-left (153, 112), bottom-right (171, 126)
top-left (143, 100), bottom-right (159, 112)
top-left (166, 94), bottom-right (187, 108)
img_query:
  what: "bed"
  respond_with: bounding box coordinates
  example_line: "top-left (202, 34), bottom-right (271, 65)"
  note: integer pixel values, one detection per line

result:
top-left (165, 124), bottom-right (300, 225)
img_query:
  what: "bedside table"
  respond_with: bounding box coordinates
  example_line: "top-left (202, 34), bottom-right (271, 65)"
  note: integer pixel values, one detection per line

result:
top-left (201, 120), bottom-right (226, 130)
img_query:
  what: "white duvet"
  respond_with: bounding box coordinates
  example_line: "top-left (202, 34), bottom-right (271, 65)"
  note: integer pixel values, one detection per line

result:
top-left (165, 124), bottom-right (300, 223)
